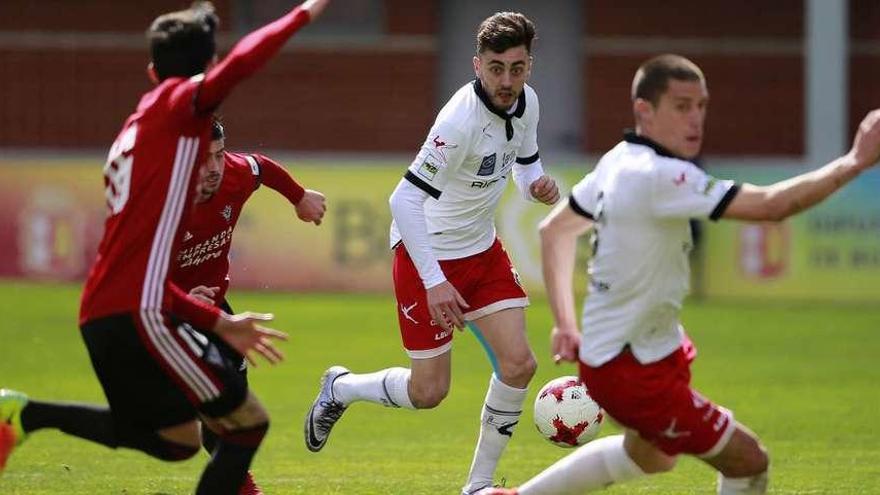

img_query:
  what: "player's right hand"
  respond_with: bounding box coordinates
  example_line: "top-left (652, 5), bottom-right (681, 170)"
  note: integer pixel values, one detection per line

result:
top-left (850, 109), bottom-right (880, 170)
top-left (550, 325), bottom-right (581, 364)
top-left (213, 312), bottom-right (288, 366)
top-left (426, 281), bottom-right (470, 332)
top-left (189, 285), bottom-right (220, 305)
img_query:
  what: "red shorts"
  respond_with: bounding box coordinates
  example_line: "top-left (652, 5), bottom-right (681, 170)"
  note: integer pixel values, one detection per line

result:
top-left (392, 239), bottom-right (528, 358)
top-left (579, 343), bottom-right (735, 457)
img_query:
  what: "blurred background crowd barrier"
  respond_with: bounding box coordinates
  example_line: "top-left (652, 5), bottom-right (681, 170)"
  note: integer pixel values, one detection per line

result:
top-left (1, 0), bottom-right (878, 301)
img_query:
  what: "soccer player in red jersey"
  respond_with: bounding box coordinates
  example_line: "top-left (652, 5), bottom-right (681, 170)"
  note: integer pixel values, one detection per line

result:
top-left (483, 55), bottom-right (880, 495)
top-left (0, 1), bottom-right (331, 493)
top-left (176, 119), bottom-right (326, 494)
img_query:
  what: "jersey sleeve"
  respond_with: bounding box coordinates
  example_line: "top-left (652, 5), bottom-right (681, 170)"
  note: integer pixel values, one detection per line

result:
top-left (651, 160), bottom-right (739, 220)
top-left (166, 281), bottom-right (222, 330)
top-left (403, 121), bottom-right (469, 200)
top-left (569, 171), bottom-right (598, 219)
top-left (516, 89), bottom-right (540, 164)
top-left (166, 6), bottom-right (311, 115)
top-left (249, 153), bottom-right (305, 204)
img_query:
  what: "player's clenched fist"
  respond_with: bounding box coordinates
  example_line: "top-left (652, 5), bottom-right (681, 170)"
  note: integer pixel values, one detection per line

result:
top-left (530, 175), bottom-right (560, 205)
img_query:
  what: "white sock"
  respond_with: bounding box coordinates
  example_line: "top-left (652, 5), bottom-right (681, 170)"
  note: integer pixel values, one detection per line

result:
top-left (717, 471), bottom-right (769, 494)
top-left (518, 434), bottom-right (645, 495)
top-left (332, 367), bottom-right (415, 409)
top-left (462, 375), bottom-right (528, 494)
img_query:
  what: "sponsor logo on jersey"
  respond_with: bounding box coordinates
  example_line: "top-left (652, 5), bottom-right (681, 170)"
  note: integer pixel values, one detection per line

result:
top-left (431, 135), bottom-right (458, 161)
top-left (178, 226), bottom-right (233, 269)
top-left (478, 153), bottom-right (497, 176)
top-left (695, 176), bottom-right (719, 196)
top-left (221, 204), bottom-right (233, 222)
top-left (417, 160), bottom-right (439, 181)
top-left (470, 177), bottom-right (503, 189)
top-left (673, 171), bottom-right (687, 186)
top-left (502, 151), bottom-right (516, 171)
top-left (433, 328), bottom-right (452, 341)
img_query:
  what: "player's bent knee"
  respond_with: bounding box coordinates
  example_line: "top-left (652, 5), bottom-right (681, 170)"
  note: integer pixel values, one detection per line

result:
top-left (498, 354), bottom-right (538, 387)
top-left (639, 453), bottom-right (677, 474)
top-left (409, 383), bottom-right (448, 409)
top-left (157, 440), bottom-right (201, 461)
top-left (220, 421), bottom-right (269, 449)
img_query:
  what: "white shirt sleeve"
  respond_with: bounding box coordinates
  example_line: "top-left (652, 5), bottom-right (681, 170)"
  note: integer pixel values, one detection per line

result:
top-left (651, 160), bottom-right (739, 220)
top-left (517, 89), bottom-right (540, 162)
top-left (403, 121), bottom-right (469, 199)
top-left (389, 178), bottom-right (446, 288)
top-left (569, 171), bottom-right (598, 219)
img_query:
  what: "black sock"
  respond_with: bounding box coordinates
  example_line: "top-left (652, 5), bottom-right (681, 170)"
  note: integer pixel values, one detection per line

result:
top-left (20, 400), bottom-right (198, 461)
top-left (21, 400), bottom-right (117, 447)
top-left (201, 421), bottom-right (219, 454)
top-left (196, 423), bottom-right (268, 495)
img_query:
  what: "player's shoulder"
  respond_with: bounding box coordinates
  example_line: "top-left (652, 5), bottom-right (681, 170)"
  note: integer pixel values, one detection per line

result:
top-left (434, 81), bottom-right (482, 135)
top-left (136, 75), bottom-right (201, 115)
top-left (522, 83), bottom-right (539, 109)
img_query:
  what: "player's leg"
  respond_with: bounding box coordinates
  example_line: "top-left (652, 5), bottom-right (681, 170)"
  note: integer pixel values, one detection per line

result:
top-left (462, 307), bottom-right (534, 494)
top-left (459, 240), bottom-right (533, 494)
top-left (197, 391), bottom-right (270, 495)
top-left (481, 430), bottom-right (659, 495)
top-left (198, 300), bottom-right (262, 494)
top-left (304, 243), bottom-right (450, 452)
top-left (304, 351), bottom-right (450, 452)
top-left (702, 423), bottom-right (769, 494)
top-left (2, 313), bottom-right (208, 473)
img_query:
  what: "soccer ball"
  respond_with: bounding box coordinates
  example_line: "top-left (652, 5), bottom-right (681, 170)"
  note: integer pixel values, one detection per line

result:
top-left (533, 376), bottom-right (604, 448)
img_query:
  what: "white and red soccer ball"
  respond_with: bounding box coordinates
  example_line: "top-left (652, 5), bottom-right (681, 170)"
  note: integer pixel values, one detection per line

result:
top-left (534, 376), bottom-right (604, 448)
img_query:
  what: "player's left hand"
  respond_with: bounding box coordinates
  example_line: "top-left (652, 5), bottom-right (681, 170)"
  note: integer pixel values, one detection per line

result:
top-left (213, 312), bottom-right (288, 366)
top-left (550, 325), bottom-right (581, 364)
top-left (295, 189), bottom-right (327, 225)
top-left (530, 175), bottom-right (560, 205)
top-left (189, 285), bottom-right (220, 305)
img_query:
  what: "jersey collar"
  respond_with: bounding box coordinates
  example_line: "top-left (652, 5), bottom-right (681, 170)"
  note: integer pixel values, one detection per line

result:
top-left (473, 79), bottom-right (526, 141)
top-left (623, 130), bottom-right (693, 162)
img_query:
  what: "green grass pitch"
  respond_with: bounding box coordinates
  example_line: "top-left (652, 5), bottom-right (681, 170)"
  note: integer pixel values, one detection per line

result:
top-left (1, 281), bottom-right (878, 494)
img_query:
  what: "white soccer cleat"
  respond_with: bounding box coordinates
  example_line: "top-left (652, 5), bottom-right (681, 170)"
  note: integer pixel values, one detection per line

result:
top-left (304, 366), bottom-right (350, 452)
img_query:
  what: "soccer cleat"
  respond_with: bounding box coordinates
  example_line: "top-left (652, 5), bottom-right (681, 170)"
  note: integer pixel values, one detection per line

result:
top-left (0, 389), bottom-right (29, 473)
top-left (238, 471), bottom-right (263, 495)
top-left (0, 390), bottom-right (28, 447)
top-left (304, 366), bottom-right (350, 452)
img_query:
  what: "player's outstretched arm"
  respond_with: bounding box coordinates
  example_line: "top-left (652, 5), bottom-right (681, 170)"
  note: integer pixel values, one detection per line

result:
top-left (258, 155), bottom-right (327, 225)
top-left (213, 312), bottom-right (288, 366)
top-left (723, 109), bottom-right (880, 222)
top-left (196, 0), bottom-right (332, 112)
top-left (539, 200), bottom-right (592, 363)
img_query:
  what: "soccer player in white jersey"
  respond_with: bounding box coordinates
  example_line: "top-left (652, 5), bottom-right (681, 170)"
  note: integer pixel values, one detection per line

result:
top-left (484, 54), bottom-right (880, 495)
top-left (304, 12), bottom-right (559, 494)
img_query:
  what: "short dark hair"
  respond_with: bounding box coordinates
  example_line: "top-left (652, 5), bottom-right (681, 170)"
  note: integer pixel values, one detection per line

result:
top-left (631, 54), bottom-right (705, 105)
top-left (211, 117), bottom-right (225, 141)
top-left (148, 1), bottom-right (219, 81)
top-left (476, 12), bottom-right (536, 54)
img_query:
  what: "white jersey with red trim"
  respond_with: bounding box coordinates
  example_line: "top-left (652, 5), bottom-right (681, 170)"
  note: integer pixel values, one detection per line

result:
top-left (569, 132), bottom-right (739, 367)
top-left (390, 79), bottom-right (540, 260)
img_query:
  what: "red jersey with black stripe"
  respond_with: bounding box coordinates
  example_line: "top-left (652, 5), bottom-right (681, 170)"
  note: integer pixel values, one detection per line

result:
top-left (79, 77), bottom-right (213, 325)
top-left (79, 5), bottom-right (312, 328)
top-left (171, 152), bottom-right (306, 303)
top-left (172, 152), bottom-right (262, 302)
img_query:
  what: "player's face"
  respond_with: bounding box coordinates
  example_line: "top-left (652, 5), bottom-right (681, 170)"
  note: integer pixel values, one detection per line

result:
top-left (194, 138), bottom-right (225, 203)
top-left (473, 45), bottom-right (531, 111)
top-left (638, 79), bottom-right (708, 160)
